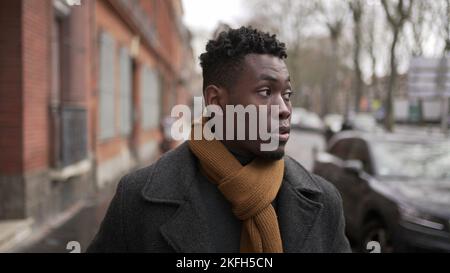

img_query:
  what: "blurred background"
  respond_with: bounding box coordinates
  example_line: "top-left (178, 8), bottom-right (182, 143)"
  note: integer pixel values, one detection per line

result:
top-left (0, 0), bottom-right (449, 253)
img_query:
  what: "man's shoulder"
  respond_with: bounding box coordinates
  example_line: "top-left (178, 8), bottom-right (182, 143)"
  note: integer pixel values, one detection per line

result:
top-left (117, 142), bottom-right (195, 199)
top-left (118, 147), bottom-right (342, 205)
top-left (284, 155), bottom-right (342, 204)
top-left (118, 164), bottom-right (153, 193)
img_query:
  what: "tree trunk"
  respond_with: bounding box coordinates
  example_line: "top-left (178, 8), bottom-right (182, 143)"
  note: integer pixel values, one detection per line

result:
top-left (328, 37), bottom-right (339, 115)
top-left (385, 29), bottom-right (399, 132)
top-left (353, 18), bottom-right (363, 113)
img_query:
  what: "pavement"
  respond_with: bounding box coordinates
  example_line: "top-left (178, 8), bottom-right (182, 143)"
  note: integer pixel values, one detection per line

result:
top-left (11, 186), bottom-right (117, 253)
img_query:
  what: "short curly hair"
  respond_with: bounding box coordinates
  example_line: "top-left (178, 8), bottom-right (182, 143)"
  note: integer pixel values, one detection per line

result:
top-left (199, 26), bottom-right (288, 91)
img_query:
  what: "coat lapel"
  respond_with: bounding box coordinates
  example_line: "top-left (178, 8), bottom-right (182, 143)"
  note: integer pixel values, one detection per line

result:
top-left (141, 143), bottom-right (214, 253)
top-left (159, 195), bottom-right (214, 253)
top-left (277, 157), bottom-right (324, 252)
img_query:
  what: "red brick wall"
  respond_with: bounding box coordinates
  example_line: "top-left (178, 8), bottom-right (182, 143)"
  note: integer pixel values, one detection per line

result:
top-left (0, 1), bottom-right (24, 175)
top-left (64, 6), bottom-right (91, 106)
top-left (0, 0), bottom-right (61, 173)
top-left (95, 0), bottom-right (162, 164)
top-left (22, 0), bottom-right (52, 172)
top-left (153, 0), bottom-right (185, 115)
top-left (139, 0), bottom-right (183, 76)
top-left (0, 0), bottom-right (189, 174)
top-left (95, 0), bottom-right (134, 157)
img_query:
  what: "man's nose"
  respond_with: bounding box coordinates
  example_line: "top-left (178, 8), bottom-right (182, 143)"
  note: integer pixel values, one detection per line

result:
top-left (274, 95), bottom-right (290, 121)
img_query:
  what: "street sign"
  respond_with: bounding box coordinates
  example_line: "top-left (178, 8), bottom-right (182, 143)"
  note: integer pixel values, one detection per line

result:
top-left (408, 57), bottom-right (450, 97)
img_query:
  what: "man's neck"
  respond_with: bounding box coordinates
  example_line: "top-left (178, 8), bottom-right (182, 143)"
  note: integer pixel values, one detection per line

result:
top-left (221, 140), bottom-right (255, 166)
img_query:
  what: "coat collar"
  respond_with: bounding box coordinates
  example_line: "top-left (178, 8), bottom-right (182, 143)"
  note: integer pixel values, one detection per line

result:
top-left (277, 158), bottom-right (324, 252)
top-left (141, 142), bottom-right (324, 252)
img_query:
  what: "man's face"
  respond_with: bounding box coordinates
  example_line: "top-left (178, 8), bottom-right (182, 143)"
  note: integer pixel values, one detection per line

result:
top-left (214, 54), bottom-right (292, 160)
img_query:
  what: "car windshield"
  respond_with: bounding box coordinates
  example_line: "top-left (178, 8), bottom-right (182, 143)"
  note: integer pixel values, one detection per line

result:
top-left (372, 140), bottom-right (450, 180)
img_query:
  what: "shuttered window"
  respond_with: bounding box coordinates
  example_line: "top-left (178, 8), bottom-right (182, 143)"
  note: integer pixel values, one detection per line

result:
top-left (98, 31), bottom-right (116, 140)
top-left (141, 65), bottom-right (161, 130)
top-left (119, 47), bottom-right (133, 136)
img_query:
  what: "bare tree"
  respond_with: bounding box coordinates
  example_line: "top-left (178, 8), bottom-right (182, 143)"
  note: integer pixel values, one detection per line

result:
top-left (314, 0), bottom-right (349, 115)
top-left (364, 2), bottom-right (382, 105)
top-left (440, 0), bottom-right (450, 133)
top-left (444, 0), bottom-right (450, 54)
top-left (408, 0), bottom-right (439, 56)
top-left (245, 0), bottom-right (315, 107)
top-left (381, 0), bottom-right (413, 131)
top-left (349, 0), bottom-right (364, 113)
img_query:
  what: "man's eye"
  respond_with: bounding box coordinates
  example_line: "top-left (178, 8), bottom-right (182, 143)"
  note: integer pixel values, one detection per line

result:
top-left (258, 89), bottom-right (271, 97)
top-left (283, 90), bottom-right (293, 100)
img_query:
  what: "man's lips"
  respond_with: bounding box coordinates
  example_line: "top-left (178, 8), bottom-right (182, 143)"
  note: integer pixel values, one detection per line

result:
top-left (273, 126), bottom-right (290, 142)
top-left (279, 126), bottom-right (290, 134)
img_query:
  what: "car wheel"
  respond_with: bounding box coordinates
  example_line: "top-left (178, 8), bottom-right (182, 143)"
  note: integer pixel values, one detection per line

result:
top-left (361, 220), bottom-right (393, 253)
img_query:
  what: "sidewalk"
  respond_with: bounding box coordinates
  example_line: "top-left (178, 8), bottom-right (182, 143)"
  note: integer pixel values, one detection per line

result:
top-left (0, 219), bottom-right (34, 252)
top-left (7, 185), bottom-right (117, 253)
top-left (394, 124), bottom-right (449, 138)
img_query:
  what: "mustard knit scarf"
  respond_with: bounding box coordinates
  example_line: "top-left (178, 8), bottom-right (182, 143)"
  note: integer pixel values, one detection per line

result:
top-left (188, 120), bottom-right (284, 253)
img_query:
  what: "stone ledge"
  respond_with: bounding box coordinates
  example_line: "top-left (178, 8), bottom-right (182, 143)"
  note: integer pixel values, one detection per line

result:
top-left (49, 159), bottom-right (92, 182)
top-left (0, 219), bottom-right (34, 253)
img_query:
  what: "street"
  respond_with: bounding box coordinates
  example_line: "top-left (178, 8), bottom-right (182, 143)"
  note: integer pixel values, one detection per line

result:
top-left (13, 189), bottom-right (117, 253)
top-left (285, 129), bottom-right (326, 171)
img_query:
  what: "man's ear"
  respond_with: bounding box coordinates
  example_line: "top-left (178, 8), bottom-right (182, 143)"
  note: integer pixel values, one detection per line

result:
top-left (203, 85), bottom-right (228, 108)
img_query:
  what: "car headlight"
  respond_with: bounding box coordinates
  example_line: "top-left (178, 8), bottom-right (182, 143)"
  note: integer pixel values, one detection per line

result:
top-left (399, 204), bottom-right (446, 231)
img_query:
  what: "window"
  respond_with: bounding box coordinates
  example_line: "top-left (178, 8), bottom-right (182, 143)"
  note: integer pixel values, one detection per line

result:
top-left (50, 4), bottom-right (88, 168)
top-left (98, 31), bottom-right (116, 140)
top-left (119, 47), bottom-right (133, 136)
top-left (140, 65), bottom-right (161, 130)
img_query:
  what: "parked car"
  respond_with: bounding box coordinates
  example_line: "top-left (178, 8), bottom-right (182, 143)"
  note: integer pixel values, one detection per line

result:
top-left (343, 112), bottom-right (380, 133)
top-left (313, 131), bottom-right (450, 252)
top-left (323, 114), bottom-right (344, 142)
top-left (291, 108), bottom-right (325, 133)
top-left (324, 114), bottom-right (344, 133)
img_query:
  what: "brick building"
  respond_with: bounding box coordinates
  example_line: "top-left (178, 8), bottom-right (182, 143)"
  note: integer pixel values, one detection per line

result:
top-left (0, 0), bottom-right (197, 245)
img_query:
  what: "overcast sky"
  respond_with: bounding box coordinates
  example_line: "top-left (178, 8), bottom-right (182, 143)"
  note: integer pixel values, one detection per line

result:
top-left (181, 0), bottom-right (248, 70)
top-left (181, 0), bottom-right (247, 33)
top-left (180, 0), bottom-right (446, 77)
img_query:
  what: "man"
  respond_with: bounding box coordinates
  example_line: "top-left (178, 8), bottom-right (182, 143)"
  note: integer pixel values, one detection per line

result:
top-left (87, 26), bottom-right (351, 253)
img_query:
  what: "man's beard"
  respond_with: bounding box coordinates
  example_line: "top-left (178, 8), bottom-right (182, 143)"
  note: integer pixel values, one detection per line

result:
top-left (259, 148), bottom-right (286, 160)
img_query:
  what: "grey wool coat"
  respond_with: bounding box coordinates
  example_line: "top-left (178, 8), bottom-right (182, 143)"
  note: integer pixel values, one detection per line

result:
top-left (87, 142), bottom-right (351, 253)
